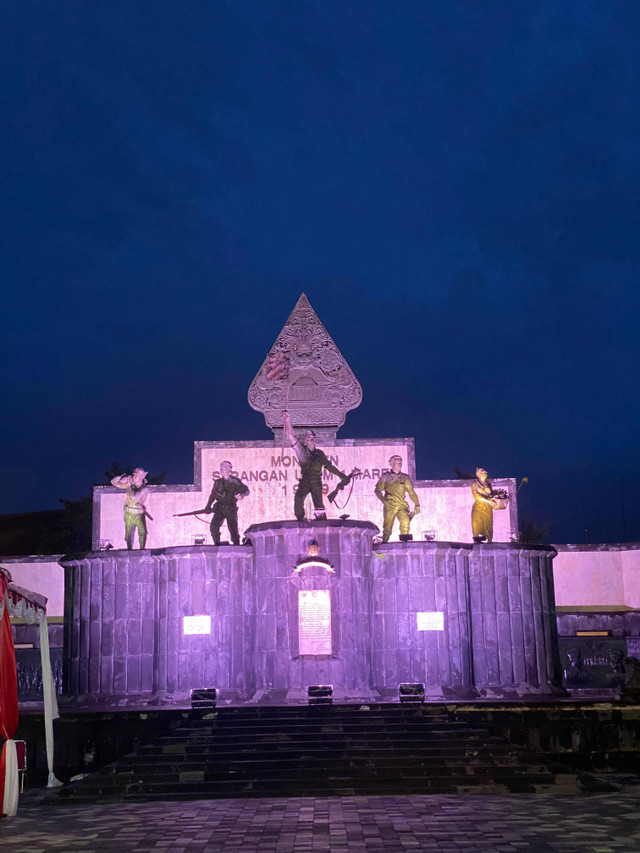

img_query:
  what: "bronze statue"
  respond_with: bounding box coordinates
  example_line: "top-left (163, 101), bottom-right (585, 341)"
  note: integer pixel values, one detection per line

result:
top-left (374, 456), bottom-right (420, 543)
top-left (111, 468), bottom-right (152, 549)
top-left (283, 411), bottom-right (349, 521)
top-left (204, 461), bottom-right (249, 545)
top-left (470, 467), bottom-right (503, 543)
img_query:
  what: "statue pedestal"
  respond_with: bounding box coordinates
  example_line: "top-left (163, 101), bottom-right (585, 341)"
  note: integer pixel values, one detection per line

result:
top-left (370, 541), bottom-right (477, 701)
top-left (247, 519), bottom-right (379, 702)
top-left (62, 546), bottom-right (253, 706)
top-left (469, 543), bottom-right (565, 699)
top-left (62, 529), bottom-right (564, 706)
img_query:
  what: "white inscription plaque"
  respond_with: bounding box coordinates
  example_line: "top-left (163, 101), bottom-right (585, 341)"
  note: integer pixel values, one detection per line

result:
top-left (416, 611), bottom-right (444, 631)
top-left (183, 615), bottom-right (212, 635)
top-left (298, 589), bottom-right (332, 655)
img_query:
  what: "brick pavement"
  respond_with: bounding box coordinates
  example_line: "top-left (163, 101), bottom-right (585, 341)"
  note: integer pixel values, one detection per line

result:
top-left (2, 792), bottom-right (640, 852)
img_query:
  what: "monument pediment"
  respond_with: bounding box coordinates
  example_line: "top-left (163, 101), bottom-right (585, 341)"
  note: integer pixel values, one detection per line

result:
top-left (248, 294), bottom-right (362, 436)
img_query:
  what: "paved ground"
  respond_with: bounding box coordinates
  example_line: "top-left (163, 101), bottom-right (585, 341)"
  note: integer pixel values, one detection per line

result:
top-left (3, 791), bottom-right (640, 852)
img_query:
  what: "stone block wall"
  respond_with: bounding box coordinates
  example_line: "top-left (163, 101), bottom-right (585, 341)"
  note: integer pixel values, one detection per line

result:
top-left (62, 524), bottom-right (563, 706)
top-left (469, 544), bottom-right (563, 697)
top-left (248, 520), bottom-right (378, 699)
top-left (370, 542), bottom-right (474, 699)
top-left (62, 546), bottom-right (253, 705)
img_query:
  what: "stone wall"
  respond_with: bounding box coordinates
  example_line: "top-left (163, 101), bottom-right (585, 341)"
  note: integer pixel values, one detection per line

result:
top-left (370, 542), bottom-right (474, 700)
top-left (469, 544), bottom-right (563, 697)
top-left (61, 523), bottom-right (563, 706)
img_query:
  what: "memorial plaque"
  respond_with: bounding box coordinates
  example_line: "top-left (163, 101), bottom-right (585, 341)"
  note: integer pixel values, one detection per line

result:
top-left (183, 615), bottom-right (212, 635)
top-left (298, 589), bottom-right (332, 655)
top-left (416, 611), bottom-right (445, 631)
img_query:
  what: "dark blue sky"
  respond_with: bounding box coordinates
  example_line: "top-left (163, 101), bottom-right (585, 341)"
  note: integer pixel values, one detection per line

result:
top-left (3, 2), bottom-right (639, 544)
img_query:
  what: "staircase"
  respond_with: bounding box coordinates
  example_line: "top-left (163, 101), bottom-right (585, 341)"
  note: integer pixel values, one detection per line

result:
top-left (56, 704), bottom-right (615, 802)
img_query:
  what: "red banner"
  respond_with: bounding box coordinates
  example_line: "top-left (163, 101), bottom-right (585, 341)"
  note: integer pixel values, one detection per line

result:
top-left (0, 574), bottom-right (19, 817)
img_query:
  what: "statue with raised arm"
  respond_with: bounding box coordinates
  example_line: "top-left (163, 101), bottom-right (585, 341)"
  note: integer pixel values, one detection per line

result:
top-left (282, 411), bottom-right (349, 521)
top-left (111, 467), bottom-right (151, 550)
top-left (470, 467), bottom-right (501, 543)
top-left (204, 461), bottom-right (249, 545)
top-left (374, 455), bottom-right (420, 543)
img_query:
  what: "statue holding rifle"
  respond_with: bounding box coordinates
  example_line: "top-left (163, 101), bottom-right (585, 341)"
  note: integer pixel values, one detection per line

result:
top-left (175, 461), bottom-right (249, 545)
top-left (282, 411), bottom-right (350, 521)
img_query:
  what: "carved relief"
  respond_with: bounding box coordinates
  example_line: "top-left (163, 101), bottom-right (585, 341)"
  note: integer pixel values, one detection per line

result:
top-left (16, 650), bottom-right (63, 701)
top-left (248, 294), bottom-right (363, 431)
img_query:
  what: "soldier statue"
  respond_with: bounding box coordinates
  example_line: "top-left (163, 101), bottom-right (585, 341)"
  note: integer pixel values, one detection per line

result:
top-left (283, 411), bottom-right (349, 521)
top-left (374, 456), bottom-right (420, 543)
top-left (204, 461), bottom-right (249, 545)
top-left (111, 467), bottom-right (151, 550)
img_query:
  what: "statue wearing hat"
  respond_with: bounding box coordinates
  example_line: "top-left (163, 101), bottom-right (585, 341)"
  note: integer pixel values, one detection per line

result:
top-left (374, 456), bottom-right (420, 543)
top-left (204, 461), bottom-right (250, 545)
top-left (111, 467), bottom-right (151, 549)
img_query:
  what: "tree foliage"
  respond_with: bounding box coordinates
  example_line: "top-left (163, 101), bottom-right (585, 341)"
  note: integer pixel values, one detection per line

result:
top-left (453, 467), bottom-right (474, 480)
top-left (518, 516), bottom-right (552, 544)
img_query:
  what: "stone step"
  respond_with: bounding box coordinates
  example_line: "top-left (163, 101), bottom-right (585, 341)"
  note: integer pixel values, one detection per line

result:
top-left (118, 745), bottom-right (521, 766)
top-left (164, 723), bottom-right (470, 738)
top-left (97, 753), bottom-right (536, 777)
top-left (177, 712), bottom-right (451, 728)
top-left (191, 705), bottom-right (449, 716)
top-left (130, 747), bottom-right (516, 765)
top-left (145, 731), bottom-right (490, 752)
top-left (144, 738), bottom-right (496, 755)
top-left (87, 760), bottom-right (569, 784)
top-left (58, 770), bottom-right (607, 802)
top-left (173, 712), bottom-right (461, 724)
top-left (52, 705), bottom-right (617, 803)
top-left (148, 726), bottom-right (488, 745)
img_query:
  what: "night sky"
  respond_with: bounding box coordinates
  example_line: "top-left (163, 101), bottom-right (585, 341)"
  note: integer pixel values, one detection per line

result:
top-left (3, 2), bottom-right (639, 544)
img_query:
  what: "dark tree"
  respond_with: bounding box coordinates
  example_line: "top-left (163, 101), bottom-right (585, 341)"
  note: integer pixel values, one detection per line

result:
top-left (518, 516), bottom-right (552, 544)
top-left (453, 467), bottom-right (474, 480)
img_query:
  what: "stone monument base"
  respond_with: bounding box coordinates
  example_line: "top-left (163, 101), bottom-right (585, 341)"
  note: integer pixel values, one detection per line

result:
top-left (62, 522), bottom-right (564, 707)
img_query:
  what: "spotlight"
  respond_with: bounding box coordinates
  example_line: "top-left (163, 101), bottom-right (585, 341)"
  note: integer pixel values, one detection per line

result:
top-left (424, 530), bottom-right (437, 542)
top-left (398, 683), bottom-right (425, 703)
top-left (307, 685), bottom-right (333, 705)
top-left (193, 536), bottom-right (205, 546)
top-left (191, 687), bottom-right (217, 709)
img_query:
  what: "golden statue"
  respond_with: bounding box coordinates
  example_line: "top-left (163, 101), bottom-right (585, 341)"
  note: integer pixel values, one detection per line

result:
top-left (374, 456), bottom-right (420, 543)
top-left (470, 467), bottom-right (504, 543)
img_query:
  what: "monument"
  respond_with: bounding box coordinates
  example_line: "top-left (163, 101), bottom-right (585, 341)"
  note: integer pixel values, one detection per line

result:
top-left (93, 296), bottom-right (518, 548)
top-left (63, 295), bottom-right (564, 707)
